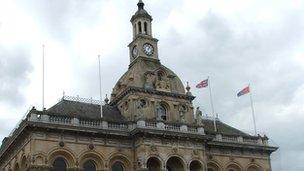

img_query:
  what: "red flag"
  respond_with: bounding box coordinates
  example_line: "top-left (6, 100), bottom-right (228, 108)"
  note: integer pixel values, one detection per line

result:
top-left (196, 79), bottom-right (208, 88)
top-left (237, 86), bottom-right (250, 97)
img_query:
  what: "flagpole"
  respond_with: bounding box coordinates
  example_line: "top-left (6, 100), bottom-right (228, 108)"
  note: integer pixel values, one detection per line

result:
top-left (208, 76), bottom-right (217, 132)
top-left (249, 84), bottom-right (257, 135)
top-left (98, 55), bottom-right (103, 118)
top-left (42, 44), bottom-right (45, 111)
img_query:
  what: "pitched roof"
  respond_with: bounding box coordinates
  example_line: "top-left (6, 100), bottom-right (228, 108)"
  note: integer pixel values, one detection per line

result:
top-left (202, 119), bottom-right (250, 137)
top-left (47, 99), bottom-right (126, 122)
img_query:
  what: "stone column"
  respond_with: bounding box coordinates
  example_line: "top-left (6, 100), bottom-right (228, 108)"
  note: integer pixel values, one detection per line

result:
top-left (29, 113), bottom-right (38, 121)
top-left (215, 134), bottom-right (222, 141)
top-left (137, 120), bottom-right (146, 128)
top-left (72, 118), bottom-right (79, 126)
top-left (102, 121), bottom-right (108, 129)
top-left (180, 125), bottom-right (188, 132)
top-left (156, 121), bottom-right (165, 129)
top-left (237, 136), bottom-right (244, 143)
top-left (41, 114), bottom-right (50, 123)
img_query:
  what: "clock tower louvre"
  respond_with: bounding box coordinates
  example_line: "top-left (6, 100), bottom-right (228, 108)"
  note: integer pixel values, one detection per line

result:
top-left (128, 0), bottom-right (159, 64)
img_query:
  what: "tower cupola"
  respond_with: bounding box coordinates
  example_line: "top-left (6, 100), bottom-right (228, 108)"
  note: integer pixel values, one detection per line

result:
top-left (128, 0), bottom-right (159, 63)
top-left (131, 0), bottom-right (153, 38)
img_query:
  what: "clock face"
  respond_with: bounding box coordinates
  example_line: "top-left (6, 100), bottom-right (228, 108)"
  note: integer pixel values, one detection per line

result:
top-left (143, 43), bottom-right (154, 56)
top-left (132, 46), bottom-right (138, 58)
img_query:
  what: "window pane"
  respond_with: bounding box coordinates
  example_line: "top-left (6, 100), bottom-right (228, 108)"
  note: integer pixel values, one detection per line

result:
top-left (52, 157), bottom-right (67, 171)
top-left (112, 161), bottom-right (124, 171)
top-left (84, 160), bottom-right (96, 171)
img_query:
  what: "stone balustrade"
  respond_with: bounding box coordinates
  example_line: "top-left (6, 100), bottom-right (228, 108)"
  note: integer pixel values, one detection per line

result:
top-left (28, 113), bottom-right (268, 146)
top-left (28, 113), bottom-right (205, 135)
top-left (215, 133), bottom-right (268, 146)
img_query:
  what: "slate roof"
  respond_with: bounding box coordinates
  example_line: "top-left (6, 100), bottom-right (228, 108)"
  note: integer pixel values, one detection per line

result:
top-left (47, 99), bottom-right (126, 122)
top-left (202, 119), bottom-right (250, 137)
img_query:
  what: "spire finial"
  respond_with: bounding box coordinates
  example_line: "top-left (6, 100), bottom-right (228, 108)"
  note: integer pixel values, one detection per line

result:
top-left (138, 0), bottom-right (144, 9)
top-left (186, 82), bottom-right (192, 95)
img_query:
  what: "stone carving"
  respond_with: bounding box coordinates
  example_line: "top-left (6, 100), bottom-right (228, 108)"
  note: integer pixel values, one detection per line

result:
top-left (144, 73), bottom-right (156, 89)
top-left (195, 107), bottom-right (203, 125)
top-left (193, 149), bottom-right (199, 156)
top-left (172, 147), bottom-right (178, 153)
top-left (137, 156), bottom-right (145, 168)
top-left (150, 144), bottom-right (157, 152)
top-left (156, 79), bottom-right (171, 91)
top-left (136, 99), bottom-right (147, 119)
top-left (155, 71), bottom-right (171, 91)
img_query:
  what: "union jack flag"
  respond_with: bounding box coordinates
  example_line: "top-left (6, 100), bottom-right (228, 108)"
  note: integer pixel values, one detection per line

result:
top-left (196, 79), bottom-right (208, 88)
top-left (237, 86), bottom-right (250, 97)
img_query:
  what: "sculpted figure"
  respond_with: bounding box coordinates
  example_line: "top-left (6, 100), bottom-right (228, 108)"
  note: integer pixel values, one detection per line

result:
top-left (179, 105), bottom-right (187, 123)
top-left (195, 107), bottom-right (203, 125)
top-left (136, 99), bottom-right (146, 119)
top-left (156, 104), bottom-right (162, 120)
top-left (144, 73), bottom-right (155, 89)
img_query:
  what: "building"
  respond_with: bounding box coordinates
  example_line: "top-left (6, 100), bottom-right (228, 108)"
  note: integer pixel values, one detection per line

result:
top-left (0, 1), bottom-right (277, 171)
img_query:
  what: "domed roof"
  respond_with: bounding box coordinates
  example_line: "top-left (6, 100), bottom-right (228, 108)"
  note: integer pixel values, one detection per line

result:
top-left (110, 58), bottom-right (187, 101)
top-left (131, 0), bottom-right (152, 22)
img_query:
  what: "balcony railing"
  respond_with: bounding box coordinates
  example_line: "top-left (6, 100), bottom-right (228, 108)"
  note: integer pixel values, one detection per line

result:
top-left (28, 112), bottom-right (268, 146)
top-left (28, 113), bottom-right (205, 135)
top-left (215, 134), bottom-right (267, 146)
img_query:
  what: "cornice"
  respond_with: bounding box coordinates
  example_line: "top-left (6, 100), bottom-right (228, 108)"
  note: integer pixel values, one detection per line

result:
top-left (110, 86), bottom-right (196, 105)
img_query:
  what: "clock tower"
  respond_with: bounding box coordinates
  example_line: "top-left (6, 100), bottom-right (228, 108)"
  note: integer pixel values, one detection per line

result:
top-left (128, 0), bottom-right (159, 64)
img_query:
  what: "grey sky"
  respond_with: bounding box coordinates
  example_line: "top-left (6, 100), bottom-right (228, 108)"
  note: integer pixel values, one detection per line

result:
top-left (0, 0), bottom-right (304, 170)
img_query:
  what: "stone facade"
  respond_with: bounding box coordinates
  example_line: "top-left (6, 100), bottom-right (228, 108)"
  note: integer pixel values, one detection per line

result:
top-left (0, 1), bottom-right (277, 171)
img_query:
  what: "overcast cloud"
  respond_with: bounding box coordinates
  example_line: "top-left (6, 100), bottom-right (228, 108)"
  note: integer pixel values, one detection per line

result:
top-left (0, 0), bottom-right (304, 170)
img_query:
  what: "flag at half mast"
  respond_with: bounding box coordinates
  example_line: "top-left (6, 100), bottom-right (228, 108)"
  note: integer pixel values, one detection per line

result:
top-left (237, 86), bottom-right (250, 97)
top-left (196, 79), bottom-right (208, 88)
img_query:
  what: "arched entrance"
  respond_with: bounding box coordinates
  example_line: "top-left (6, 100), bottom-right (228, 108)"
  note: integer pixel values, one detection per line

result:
top-left (190, 160), bottom-right (203, 171)
top-left (147, 157), bottom-right (161, 171)
top-left (166, 156), bottom-right (184, 171)
top-left (52, 157), bottom-right (67, 171)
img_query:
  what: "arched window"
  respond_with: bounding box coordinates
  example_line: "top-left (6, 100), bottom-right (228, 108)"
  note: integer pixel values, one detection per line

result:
top-left (14, 164), bottom-right (20, 171)
top-left (157, 104), bottom-right (167, 121)
top-left (83, 160), bottom-right (96, 171)
top-left (147, 157), bottom-right (161, 171)
top-left (190, 160), bottom-right (203, 171)
top-left (112, 161), bottom-right (124, 171)
top-left (134, 24), bottom-right (137, 35)
top-left (248, 165), bottom-right (259, 171)
top-left (52, 157), bottom-right (67, 171)
top-left (138, 21), bottom-right (142, 33)
top-left (157, 71), bottom-right (164, 81)
top-left (21, 156), bottom-right (27, 171)
top-left (226, 164), bottom-right (241, 171)
top-left (144, 22), bottom-right (148, 34)
top-left (207, 162), bottom-right (220, 171)
top-left (166, 157), bottom-right (184, 171)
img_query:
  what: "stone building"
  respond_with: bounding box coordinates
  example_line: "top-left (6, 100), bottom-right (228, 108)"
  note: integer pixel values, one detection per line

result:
top-left (0, 1), bottom-right (277, 171)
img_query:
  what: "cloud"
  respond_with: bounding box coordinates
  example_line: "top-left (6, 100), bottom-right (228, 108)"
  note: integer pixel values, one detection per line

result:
top-left (17, 0), bottom-right (105, 43)
top-left (0, 0), bottom-right (304, 170)
top-left (158, 9), bottom-right (304, 171)
top-left (0, 46), bottom-right (32, 106)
